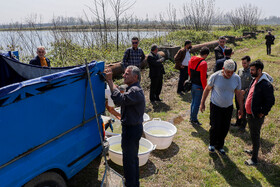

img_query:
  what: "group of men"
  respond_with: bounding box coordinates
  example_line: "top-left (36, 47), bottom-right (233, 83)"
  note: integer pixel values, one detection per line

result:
top-left (31, 35), bottom-right (275, 186)
top-left (173, 35), bottom-right (275, 166)
top-left (106, 34), bottom-right (275, 186)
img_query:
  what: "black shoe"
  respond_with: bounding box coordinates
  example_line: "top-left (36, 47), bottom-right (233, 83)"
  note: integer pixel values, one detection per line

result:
top-left (155, 98), bottom-right (162, 102)
top-left (190, 120), bottom-right (202, 125)
top-left (244, 149), bottom-right (253, 155)
top-left (208, 145), bottom-right (215, 153)
top-left (218, 148), bottom-right (226, 155)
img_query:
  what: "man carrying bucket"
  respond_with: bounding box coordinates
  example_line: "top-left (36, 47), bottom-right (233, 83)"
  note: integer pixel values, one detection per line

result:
top-left (105, 65), bottom-right (145, 187)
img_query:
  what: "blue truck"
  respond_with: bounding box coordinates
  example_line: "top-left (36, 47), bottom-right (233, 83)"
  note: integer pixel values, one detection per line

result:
top-left (0, 54), bottom-right (105, 186)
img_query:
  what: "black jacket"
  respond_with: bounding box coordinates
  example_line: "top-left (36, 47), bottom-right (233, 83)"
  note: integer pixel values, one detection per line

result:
top-left (147, 52), bottom-right (165, 78)
top-left (265, 34), bottom-right (275, 45)
top-left (214, 45), bottom-right (225, 61)
top-left (214, 57), bottom-right (237, 72)
top-left (29, 56), bottom-right (51, 67)
top-left (246, 74), bottom-right (275, 117)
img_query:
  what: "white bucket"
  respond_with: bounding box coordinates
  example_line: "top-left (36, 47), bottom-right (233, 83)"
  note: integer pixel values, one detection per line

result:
top-left (107, 135), bottom-right (156, 166)
top-left (143, 118), bottom-right (177, 150)
top-left (115, 107), bottom-right (151, 122)
top-left (105, 108), bottom-right (150, 136)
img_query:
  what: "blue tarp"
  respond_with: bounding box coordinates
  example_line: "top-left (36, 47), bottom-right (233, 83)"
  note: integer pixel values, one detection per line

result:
top-left (0, 59), bottom-right (105, 169)
top-left (0, 54), bottom-right (76, 88)
top-left (0, 61), bottom-right (96, 99)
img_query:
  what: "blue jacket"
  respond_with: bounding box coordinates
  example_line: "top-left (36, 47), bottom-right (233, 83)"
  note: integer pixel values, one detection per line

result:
top-left (29, 56), bottom-right (51, 67)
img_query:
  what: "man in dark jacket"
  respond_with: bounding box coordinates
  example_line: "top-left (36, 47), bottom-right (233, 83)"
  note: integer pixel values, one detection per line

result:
top-left (244, 60), bottom-right (275, 166)
top-left (147, 44), bottom-right (165, 102)
top-left (105, 66), bottom-right (145, 187)
top-left (174, 40), bottom-right (192, 95)
top-left (214, 36), bottom-right (227, 61)
top-left (214, 48), bottom-right (237, 72)
top-left (29, 46), bottom-right (51, 67)
top-left (265, 31), bottom-right (275, 55)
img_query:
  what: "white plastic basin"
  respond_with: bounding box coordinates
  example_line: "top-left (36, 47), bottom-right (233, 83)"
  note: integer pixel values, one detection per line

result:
top-left (143, 118), bottom-right (177, 150)
top-left (115, 107), bottom-right (150, 122)
top-left (105, 108), bottom-right (150, 136)
top-left (107, 135), bottom-right (155, 166)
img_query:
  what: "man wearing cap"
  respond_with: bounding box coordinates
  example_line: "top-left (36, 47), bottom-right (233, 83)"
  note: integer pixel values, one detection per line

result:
top-left (200, 59), bottom-right (243, 155)
top-left (147, 44), bottom-right (165, 102)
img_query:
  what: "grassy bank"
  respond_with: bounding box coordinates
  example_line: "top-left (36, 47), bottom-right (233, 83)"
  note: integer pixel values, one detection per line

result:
top-left (68, 28), bottom-right (280, 186)
top-left (47, 28), bottom-right (243, 67)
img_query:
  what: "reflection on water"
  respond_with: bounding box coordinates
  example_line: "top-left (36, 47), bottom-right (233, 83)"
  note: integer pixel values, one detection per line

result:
top-left (0, 30), bottom-right (168, 56)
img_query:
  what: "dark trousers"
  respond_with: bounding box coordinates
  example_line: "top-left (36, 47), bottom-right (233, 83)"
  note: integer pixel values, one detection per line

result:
top-left (150, 76), bottom-right (163, 102)
top-left (177, 66), bottom-right (188, 93)
top-left (209, 102), bottom-right (233, 149)
top-left (247, 114), bottom-right (265, 163)
top-left (121, 124), bottom-right (143, 187)
top-left (235, 96), bottom-right (247, 129)
top-left (266, 44), bottom-right (271, 55)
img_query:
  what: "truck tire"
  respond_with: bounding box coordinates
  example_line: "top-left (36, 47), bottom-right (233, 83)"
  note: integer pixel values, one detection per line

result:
top-left (24, 171), bottom-right (67, 187)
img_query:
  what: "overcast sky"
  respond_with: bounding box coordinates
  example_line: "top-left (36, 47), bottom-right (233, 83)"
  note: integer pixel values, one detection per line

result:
top-left (1, 0), bottom-right (279, 24)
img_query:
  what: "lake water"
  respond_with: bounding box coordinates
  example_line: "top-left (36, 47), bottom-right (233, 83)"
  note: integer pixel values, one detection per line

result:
top-left (0, 30), bottom-right (168, 56)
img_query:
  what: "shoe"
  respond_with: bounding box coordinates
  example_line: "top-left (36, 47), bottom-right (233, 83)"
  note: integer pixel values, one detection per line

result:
top-left (244, 149), bottom-right (253, 155)
top-left (208, 145), bottom-right (215, 153)
top-left (218, 149), bottom-right (226, 155)
top-left (245, 159), bottom-right (257, 166)
top-left (155, 98), bottom-right (162, 102)
top-left (190, 120), bottom-right (202, 126)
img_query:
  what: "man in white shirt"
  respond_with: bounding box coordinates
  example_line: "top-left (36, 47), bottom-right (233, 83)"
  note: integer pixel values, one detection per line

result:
top-left (174, 40), bottom-right (192, 94)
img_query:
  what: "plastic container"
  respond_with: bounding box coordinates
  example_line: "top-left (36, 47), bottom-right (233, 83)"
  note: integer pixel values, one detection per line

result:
top-left (143, 118), bottom-right (177, 150)
top-left (107, 135), bottom-right (156, 166)
top-left (115, 107), bottom-right (151, 122)
top-left (105, 108), bottom-right (150, 136)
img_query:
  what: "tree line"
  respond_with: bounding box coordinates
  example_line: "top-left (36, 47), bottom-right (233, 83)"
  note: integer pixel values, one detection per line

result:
top-left (0, 0), bottom-right (272, 64)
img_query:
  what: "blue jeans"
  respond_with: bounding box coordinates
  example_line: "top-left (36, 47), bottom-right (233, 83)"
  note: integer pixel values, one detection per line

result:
top-left (121, 124), bottom-right (143, 187)
top-left (190, 84), bottom-right (203, 121)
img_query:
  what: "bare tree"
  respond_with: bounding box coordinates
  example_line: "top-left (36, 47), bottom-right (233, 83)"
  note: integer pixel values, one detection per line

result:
top-left (86, 0), bottom-right (109, 48)
top-left (182, 0), bottom-right (215, 31)
top-left (109, 0), bottom-right (136, 50)
top-left (227, 4), bottom-right (262, 31)
top-left (166, 3), bottom-right (177, 30)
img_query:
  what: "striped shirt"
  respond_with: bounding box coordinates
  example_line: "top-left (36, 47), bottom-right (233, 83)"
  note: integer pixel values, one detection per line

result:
top-left (122, 47), bottom-right (145, 68)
